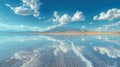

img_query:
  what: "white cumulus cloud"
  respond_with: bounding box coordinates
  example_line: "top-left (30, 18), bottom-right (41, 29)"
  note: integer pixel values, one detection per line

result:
top-left (72, 11), bottom-right (85, 21)
top-left (53, 11), bottom-right (85, 25)
top-left (12, 6), bottom-right (33, 16)
top-left (6, 0), bottom-right (42, 17)
top-left (93, 8), bottom-right (120, 20)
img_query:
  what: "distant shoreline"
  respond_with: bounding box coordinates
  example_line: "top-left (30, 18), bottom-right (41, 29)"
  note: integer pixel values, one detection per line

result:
top-left (15, 31), bottom-right (120, 35)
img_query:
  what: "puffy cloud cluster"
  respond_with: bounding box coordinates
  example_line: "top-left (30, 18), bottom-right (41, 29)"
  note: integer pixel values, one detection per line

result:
top-left (53, 11), bottom-right (85, 25)
top-left (94, 46), bottom-right (120, 58)
top-left (0, 23), bottom-right (43, 31)
top-left (6, 0), bottom-right (42, 17)
top-left (94, 8), bottom-right (120, 20)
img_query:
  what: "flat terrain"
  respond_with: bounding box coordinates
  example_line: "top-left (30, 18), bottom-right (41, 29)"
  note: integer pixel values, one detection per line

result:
top-left (17, 31), bottom-right (120, 35)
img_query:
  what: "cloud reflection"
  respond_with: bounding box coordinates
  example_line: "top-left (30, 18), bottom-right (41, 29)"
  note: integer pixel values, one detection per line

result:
top-left (94, 46), bottom-right (120, 58)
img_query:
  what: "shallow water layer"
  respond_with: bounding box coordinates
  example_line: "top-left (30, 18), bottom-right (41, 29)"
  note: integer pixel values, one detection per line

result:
top-left (0, 34), bottom-right (120, 67)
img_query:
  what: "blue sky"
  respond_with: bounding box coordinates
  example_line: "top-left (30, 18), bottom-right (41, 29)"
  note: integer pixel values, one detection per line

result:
top-left (0, 0), bottom-right (120, 31)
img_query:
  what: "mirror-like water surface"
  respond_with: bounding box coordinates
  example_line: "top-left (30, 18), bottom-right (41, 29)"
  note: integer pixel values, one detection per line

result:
top-left (0, 34), bottom-right (120, 67)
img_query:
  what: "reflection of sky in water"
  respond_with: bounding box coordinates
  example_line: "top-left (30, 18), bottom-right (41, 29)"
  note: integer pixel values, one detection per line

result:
top-left (0, 34), bottom-right (120, 67)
